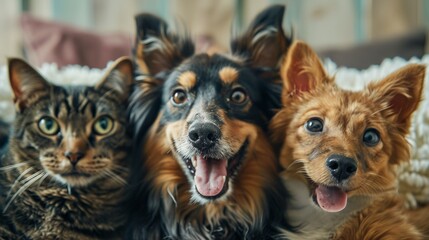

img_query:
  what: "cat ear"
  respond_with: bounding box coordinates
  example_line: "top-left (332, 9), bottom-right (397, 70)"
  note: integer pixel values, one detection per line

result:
top-left (280, 41), bottom-right (332, 103)
top-left (96, 56), bottom-right (134, 102)
top-left (367, 64), bottom-right (425, 130)
top-left (8, 58), bottom-right (52, 112)
top-left (231, 5), bottom-right (292, 69)
top-left (133, 13), bottom-right (194, 76)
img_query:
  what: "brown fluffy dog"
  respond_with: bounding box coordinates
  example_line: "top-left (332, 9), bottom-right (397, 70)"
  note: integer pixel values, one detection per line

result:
top-left (126, 5), bottom-right (291, 239)
top-left (271, 41), bottom-right (425, 239)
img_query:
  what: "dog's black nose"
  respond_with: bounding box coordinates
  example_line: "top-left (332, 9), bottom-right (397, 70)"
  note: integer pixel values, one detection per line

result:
top-left (326, 154), bottom-right (357, 182)
top-left (188, 123), bottom-right (221, 150)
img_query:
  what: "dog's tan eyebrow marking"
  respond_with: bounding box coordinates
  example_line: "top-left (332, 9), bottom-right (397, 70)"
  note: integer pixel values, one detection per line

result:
top-left (136, 43), bottom-right (150, 74)
top-left (177, 71), bottom-right (197, 89)
top-left (219, 66), bottom-right (238, 84)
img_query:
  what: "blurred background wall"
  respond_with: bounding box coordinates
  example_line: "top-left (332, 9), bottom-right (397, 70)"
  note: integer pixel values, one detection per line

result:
top-left (1, 0), bottom-right (428, 68)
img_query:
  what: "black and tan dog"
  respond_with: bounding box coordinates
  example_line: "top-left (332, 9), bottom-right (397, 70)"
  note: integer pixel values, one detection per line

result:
top-left (126, 5), bottom-right (292, 239)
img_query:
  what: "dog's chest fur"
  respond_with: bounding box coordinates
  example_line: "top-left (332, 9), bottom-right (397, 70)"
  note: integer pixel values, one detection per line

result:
top-left (280, 175), bottom-right (370, 240)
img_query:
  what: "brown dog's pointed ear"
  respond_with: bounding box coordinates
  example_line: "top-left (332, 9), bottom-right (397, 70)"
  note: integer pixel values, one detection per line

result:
top-left (280, 41), bottom-right (331, 102)
top-left (367, 64), bottom-right (425, 130)
top-left (133, 13), bottom-right (194, 76)
top-left (96, 56), bottom-right (134, 102)
top-left (8, 58), bottom-right (52, 112)
top-left (231, 5), bottom-right (292, 69)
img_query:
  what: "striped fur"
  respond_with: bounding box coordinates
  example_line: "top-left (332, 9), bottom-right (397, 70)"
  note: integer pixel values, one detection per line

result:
top-left (0, 57), bottom-right (133, 239)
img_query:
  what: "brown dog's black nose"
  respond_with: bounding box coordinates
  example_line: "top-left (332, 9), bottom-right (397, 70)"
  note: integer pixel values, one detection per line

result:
top-left (65, 151), bottom-right (84, 165)
top-left (326, 154), bottom-right (357, 182)
top-left (188, 123), bottom-right (221, 150)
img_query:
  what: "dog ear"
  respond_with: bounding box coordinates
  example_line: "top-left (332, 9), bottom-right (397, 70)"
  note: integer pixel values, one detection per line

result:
top-left (231, 5), bottom-right (292, 69)
top-left (280, 41), bottom-right (331, 102)
top-left (368, 64), bottom-right (425, 130)
top-left (133, 13), bottom-right (194, 76)
top-left (8, 58), bottom-right (53, 112)
top-left (96, 56), bottom-right (134, 102)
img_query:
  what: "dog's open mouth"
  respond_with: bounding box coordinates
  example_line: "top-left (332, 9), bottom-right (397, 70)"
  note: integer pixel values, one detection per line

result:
top-left (183, 140), bottom-right (248, 199)
top-left (314, 185), bottom-right (348, 212)
top-left (310, 181), bottom-right (348, 213)
top-left (194, 156), bottom-right (227, 197)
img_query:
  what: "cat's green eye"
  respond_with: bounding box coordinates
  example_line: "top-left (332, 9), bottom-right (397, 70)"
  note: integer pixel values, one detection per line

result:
top-left (38, 117), bottom-right (60, 135)
top-left (93, 116), bottom-right (114, 135)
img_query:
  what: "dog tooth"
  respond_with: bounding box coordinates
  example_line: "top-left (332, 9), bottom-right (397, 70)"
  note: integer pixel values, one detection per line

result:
top-left (192, 157), bottom-right (197, 167)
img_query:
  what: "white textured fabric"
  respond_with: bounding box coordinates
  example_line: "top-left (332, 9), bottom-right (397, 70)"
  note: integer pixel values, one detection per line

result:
top-left (0, 56), bottom-right (428, 208)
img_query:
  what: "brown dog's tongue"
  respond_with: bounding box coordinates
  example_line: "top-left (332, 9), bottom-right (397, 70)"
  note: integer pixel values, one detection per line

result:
top-left (315, 185), bottom-right (347, 212)
top-left (195, 155), bottom-right (227, 197)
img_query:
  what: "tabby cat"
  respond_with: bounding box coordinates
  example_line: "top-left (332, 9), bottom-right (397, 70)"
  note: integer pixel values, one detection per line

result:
top-left (0, 57), bottom-right (133, 239)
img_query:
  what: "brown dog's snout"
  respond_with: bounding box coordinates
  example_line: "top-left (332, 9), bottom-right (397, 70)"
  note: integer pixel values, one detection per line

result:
top-left (188, 122), bottom-right (221, 150)
top-left (326, 154), bottom-right (357, 182)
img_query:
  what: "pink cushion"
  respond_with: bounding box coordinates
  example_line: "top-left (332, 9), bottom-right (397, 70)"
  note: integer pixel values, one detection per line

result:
top-left (20, 14), bottom-right (132, 68)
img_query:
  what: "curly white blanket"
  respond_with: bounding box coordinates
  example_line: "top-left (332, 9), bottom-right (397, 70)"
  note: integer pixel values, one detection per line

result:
top-left (0, 57), bottom-right (428, 208)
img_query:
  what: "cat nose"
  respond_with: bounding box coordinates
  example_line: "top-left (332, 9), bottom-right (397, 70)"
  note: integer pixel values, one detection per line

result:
top-left (64, 151), bottom-right (85, 165)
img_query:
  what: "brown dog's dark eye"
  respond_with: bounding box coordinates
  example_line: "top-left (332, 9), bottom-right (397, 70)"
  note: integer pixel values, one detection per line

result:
top-left (230, 88), bottom-right (248, 104)
top-left (363, 128), bottom-right (380, 146)
top-left (305, 117), bottom-right (324, 133)
top-left (172, 89), bottom-right (187, 105)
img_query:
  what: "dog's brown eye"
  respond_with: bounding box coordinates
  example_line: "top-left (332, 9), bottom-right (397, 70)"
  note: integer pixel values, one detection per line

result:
top-left (363, 128), bottom-right (380, 146)
top-left (230, 88), bottom-right (247, 104)
top-left (305, 118), bottom-right (323, 133)
top-left (172, 89), bottom-right (187, 105)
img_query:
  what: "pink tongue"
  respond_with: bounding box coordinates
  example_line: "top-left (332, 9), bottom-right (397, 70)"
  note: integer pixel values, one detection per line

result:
top-left (195, 155), bottom-right (227, 197)
top-left (315, 185), bottom-right (348, 212)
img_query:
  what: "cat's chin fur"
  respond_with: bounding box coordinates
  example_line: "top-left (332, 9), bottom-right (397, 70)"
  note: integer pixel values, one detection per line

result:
top-left (55, 174), bottom-right (100, 187)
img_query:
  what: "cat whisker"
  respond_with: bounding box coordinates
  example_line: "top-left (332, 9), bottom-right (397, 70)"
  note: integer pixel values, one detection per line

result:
top-left (47, 175), bottom-right (57, 186)
top-left (6, 170), bottom-right (43, 202)
top-left (0, 162), bottom-right (28, 172)
top-left (21, 170), bottom-right (44, 184)
top-left (111, 165), bottom-right (129, 174)
top-left (6, 167), bottom-right (34, 199)
top-left (104, 170), bottom-right (127, 186)
top-left (67, 184), bottom-right (72, 195)
top-left (113, 164), bottom-right (129, 171)
top-left (109, 170), bottom-right (128, 186)
top-left (36, 172), bottom-right (50, 189)
top-left (3, 171), bottom-right (44, 213)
